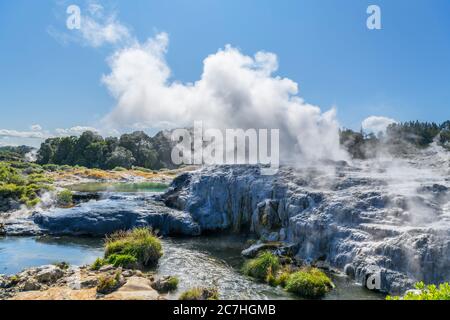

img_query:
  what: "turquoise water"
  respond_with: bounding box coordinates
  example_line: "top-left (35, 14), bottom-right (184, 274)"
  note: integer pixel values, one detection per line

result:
top-left (0, 236), bottom-right (104, 275)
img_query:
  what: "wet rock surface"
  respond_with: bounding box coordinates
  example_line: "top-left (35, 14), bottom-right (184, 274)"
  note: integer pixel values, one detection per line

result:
top-left (2, 193), bottom-right (201, 237)
top-left (161, 157), bottom-right (450, 294)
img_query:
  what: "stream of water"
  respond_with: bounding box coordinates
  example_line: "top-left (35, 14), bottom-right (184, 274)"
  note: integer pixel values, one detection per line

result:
top-left (0, 235), bottom-right (383, 300)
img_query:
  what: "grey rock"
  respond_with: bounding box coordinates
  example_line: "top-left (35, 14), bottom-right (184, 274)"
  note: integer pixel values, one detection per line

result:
top-left (99, 265), bottom-right (115, 273)
top-left (0, 275), bottom-right (8, 289)
top-left (151, 276), bottom-right (178, 293)
top-left (19, 279), bottom-right (41, 292)
top-left (80, 277), bottom-right (98, 289)
top-left (161, 164), bottom-right (450, 294)
top-left (35, 265), bottom-right (64, 284)
top-left (32, 194), bottom-right (201, 237)
top-left (241, 243), bottom-right (281, 258)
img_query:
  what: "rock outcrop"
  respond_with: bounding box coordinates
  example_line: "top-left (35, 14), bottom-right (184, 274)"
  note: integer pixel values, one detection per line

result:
top-left (2, 264), bottom-right (163, 300)
top-left (32, 194), bottom-right (201, 237)
top-left (161, 161), bottom-right (450, 295)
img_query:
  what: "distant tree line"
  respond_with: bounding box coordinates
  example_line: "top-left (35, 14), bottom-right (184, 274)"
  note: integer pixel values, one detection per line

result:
top-left (36, 130), bottom-right (177, 170)
top-left (0, 146), bottom-right (34, 162)
top-left (340, 120), bottom-right (450, 159)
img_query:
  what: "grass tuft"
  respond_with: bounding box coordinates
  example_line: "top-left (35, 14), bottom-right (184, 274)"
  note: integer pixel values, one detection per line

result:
top-left (105, 228), bottom-right (163, 268)
top-left (242, 251), bottom-right (280, 283)
top-left (386, 282), bottom-right (450, 300)
top-left (284, 268), bottom-right (333, 299)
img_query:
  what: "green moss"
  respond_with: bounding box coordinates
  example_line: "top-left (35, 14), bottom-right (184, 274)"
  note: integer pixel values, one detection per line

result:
top-left (179, 287), bottom-right (219, 300)
top-left (275, 269), bottom-right (292, 288)
top-left (242, 251), bottom-right (280, 283)
top-left (105, 228), bottom-right (163, 268)
top-left (285, 268), bottom-right (333, 298)
top-left (386, 282), bottom-right (450, 300)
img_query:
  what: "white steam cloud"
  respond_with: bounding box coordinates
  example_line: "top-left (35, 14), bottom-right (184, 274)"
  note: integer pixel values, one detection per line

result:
top-left (102, 33), bottom-right (347, 163)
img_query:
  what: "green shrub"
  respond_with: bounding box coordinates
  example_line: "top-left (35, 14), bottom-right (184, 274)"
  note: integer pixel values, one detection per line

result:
top-left (97, 271), bottom-right (122, 294)
top-left (105, 228), bottom-right (163, 268)
top-left (285, 268), bottom-right (333, 298)
top-left (91, 258), bottom-right (107, 271)
top-left (25, 198), bottom-right (41, 208)
top-left (106, 254), bottom-right (138, 269)
top-left (57, 189), bottom-right (73, 207)
top-left (242, 251), bottom-right (280, 283)
top-left (0, 161), bottom-right (54, 209)
top-left (42, 164), bottom-right (60, 172)
top-left (179, 287), bottom-right (219, 300)
top-left (27, 173), bottom-right (53, 184)
top-left (386, 282), bottom-right (450, 300)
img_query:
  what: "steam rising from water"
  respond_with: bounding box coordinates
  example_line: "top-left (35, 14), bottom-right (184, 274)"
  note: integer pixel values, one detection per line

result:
top-left (102, 33), bottom-right (347, 164)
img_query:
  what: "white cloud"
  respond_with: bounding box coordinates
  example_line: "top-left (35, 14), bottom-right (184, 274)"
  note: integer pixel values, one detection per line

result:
top-left (0, 129), bottom-right (45, 139)
top-left (101, 33), bottom-right (348, 163)
top-left (55, 126), bottom-right (99, 136)
top-left (362, 116), bottom-right (397, 134)
top-left (48, 2), bottom-right (132, 48)
top-left (81, 11), bottom-right (131, 47)
top-left (30, 124), bottom-right (42, 131)
top-left (0, 125), bottom-right (103, 148)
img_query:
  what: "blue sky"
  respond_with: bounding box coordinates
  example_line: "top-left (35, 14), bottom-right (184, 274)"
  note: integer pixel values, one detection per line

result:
top-left (1, 0), bottom-right (450, 146)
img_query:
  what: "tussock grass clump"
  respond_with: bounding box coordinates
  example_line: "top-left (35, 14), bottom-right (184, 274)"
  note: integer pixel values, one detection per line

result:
top-left (274, 267), bottom-right (292, 288)
top-left (242, 251), bottom-right (280, 283)
top-left (284, 268), bottom-right (333, 299)
top-left (386, 282), bottom-right (450, 300)
top-left (91, 258), bottom-right (106, 271)
top-left (179, 287), bottom-right (219, 300)
top-left (105, 228), bottom-right (163, 268)
top-left (96, 271), bottom-right (123, 294)
top-left (107, 254), bottom-right (138, 269)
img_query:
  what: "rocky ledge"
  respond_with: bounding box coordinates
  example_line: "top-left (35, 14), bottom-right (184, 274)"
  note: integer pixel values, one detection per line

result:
top-left (160, 164), bottom-right (450, 295)
top-left (0, 263), bottom-right (169, 300)
top-left (2, 193), bottom-right (200, 237)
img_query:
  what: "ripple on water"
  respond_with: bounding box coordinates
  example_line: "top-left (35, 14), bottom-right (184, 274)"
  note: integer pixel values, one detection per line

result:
top-left (158, 237), bottom-right (290, 300)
